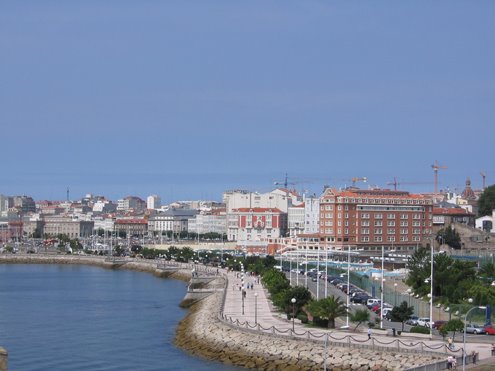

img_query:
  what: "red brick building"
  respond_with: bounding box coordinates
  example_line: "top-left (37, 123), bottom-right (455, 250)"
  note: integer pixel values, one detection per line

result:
top-left (228, 208), bottom-right (287, 242)
top-left (319, 188), bottom-right (433, 253)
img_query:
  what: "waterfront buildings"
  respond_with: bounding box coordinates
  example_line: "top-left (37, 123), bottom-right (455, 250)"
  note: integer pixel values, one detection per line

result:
top-left (147, 195), bottom-right (161, 210)
top-left (114, 218), bottom-right (148, 237)
top-left (227, 207), bottom-right (287, 242)
top-left (117, 196), bottom-right (146, 212)
top-left (319, 188), bottom-right (433, 252)
top-left (147, 209), bottom-right (198, 235)
top-left (303, 195), bottom-right (320, 234)
top-left (187, 209), bottom-right (227, 235)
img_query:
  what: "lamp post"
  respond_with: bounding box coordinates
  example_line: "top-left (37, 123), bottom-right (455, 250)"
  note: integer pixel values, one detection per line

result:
top-left (316, 248), bottom-right (320, 300)
top-left (463, 303), bottom-right (487, 371)
top-left (407, 288), bottom-right (412, 306)
top-left (241, 263), bottom-right (245, 315)
top-left (346, 245), bottom-right (350, 328)
top-left (289, 250), bottom-right (292, 285)
top-left (380, 245), bottom-right (384, 329)
top-left (254, 293), bottom-right (258, 325)
top-left (429, 236), bottom-right (434, 339)
top-left (394, 283), bottom-right (398, 306)
top-left (291, 297), bottom-right (296, 332)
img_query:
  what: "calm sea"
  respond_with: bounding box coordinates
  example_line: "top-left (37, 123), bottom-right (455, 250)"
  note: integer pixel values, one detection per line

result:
top-left (0, 264), bottom-right (242, 371)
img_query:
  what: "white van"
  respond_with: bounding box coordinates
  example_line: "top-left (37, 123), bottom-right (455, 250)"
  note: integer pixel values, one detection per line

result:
top-left (366, 298), bottom-right (381, 309)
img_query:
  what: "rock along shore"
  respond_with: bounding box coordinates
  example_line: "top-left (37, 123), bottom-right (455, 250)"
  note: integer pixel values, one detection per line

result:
top-left (174, 276), bottom-right (442, 371)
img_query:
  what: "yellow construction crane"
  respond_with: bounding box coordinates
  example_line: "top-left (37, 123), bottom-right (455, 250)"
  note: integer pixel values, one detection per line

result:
top-left (351, 177), bottom-right (367, 186)
top-left (387, 177), bottom-right (433, 191)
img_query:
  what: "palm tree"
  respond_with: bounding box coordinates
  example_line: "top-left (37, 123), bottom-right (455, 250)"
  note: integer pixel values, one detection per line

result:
top-left (350, 308), bottom-right (370, 331)
top-left (307, 295), bottom-right (348, 329)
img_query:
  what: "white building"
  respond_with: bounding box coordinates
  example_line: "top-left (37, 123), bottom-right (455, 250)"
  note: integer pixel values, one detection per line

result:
top-left (288, 205), bottom-right (305, 237)
top-left (148, 209), bottom-right (198, 234)
top-left (303, 195), bottom-right (320, 234)
top-left (92, 200), bottom-right (117, 214)
top-left (223, 188), bottom-right (302, 213)
top-left (117, 196), bottom-right (146, 212)
top-left (188, 211), bottom-right (227, 235)
top-left (93, 217), bottom-right (115, 232)
top-left (147, 195), bottom-right (161, 210)
top-left (475, 209), bottom-right (495, 233)
top-left (227, 207), bottom-right (287, 242)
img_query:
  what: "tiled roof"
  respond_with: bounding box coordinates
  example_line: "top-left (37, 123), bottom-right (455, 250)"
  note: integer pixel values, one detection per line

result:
top-left (233, 208), bottom-right (284, 213)
top-left (433, 208), bottom-right (473, 216)
top-left (115, 219), bottom-right (148, 224)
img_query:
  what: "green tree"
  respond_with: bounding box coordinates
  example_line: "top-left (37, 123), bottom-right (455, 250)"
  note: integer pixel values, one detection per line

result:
top-left (307, 296), bottom-right (348, 329)
top-left (350, 308), bottom-right (370, 331)
top-left (389, 301), bottom-right (414, 331)
top-left (437, 225), bottom-right (461, 249)
top-left (442, 319), bottom-right (464, 342)
top-left (479, 261), bottom-right (495, 279)
top-left (273, 286), bottom-right (312, 316)
top-left (478, 185), bottom-right (495, 217)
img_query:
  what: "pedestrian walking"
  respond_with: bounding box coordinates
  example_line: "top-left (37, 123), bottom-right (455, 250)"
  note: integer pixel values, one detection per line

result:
top-left (367, 328), bottom-right (372, 340)
top-left (447, 337), bottom-right (453, 350)
top-left (447, 355), bottom-right (453, 369)
top-left (492, 343), bottom-right (495, 356)
top-left (471, 351), bottom-right (477, 364)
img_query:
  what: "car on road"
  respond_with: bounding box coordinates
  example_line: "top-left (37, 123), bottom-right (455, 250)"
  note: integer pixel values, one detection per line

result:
top-left (366, 298), bottom-right (380, 309)
top-left (484, 325), bottom-right (495, 335)
top-left (350, 293), bottom-right (370, 304)
top-left (465, 324), bottom-right (486, 334)
top-left (405, 316), bottom-right (419, 326)
top-left (417, 317), bottom-right (432, 327)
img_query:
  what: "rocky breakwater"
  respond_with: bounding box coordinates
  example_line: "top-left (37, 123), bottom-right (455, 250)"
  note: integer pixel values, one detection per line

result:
top-left (174, 278), bottom-right (442, 370)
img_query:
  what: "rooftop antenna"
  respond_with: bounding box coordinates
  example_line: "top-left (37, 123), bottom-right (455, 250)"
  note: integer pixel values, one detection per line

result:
top-left (431, 161), bottom-right (447, 194)
top-left (67, 187), bottom-right (70, 202)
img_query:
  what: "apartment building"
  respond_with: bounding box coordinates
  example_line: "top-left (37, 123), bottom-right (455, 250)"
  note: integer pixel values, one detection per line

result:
top-left (319, 188), bottom-right (433, 252)
top-left (147, 209), bottom-right (198, 234)
top-left (227, 207), bottom-right (287, 242)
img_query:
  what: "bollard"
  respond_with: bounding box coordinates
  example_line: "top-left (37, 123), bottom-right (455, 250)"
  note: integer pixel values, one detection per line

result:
top-left (0, 347), bottom-right (7, 371)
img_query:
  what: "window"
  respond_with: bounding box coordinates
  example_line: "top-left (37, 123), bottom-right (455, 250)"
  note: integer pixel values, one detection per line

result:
top-left (374, 220), bottom-right (383, 226)
top-left (361, 228), bottom-right (370, 235)
top-left (375, 213), bottom-right (383, 219)
top-left (400, 221), bottom-right (408, 226)
top-left (400, 214), bottom-right (408, 219)
top-left (387, 221), bottom-right (395, 226)
top-left (387, 213), bottom-right (395, 219)
top-left (387, 228), bottom-right (395, 234)
top-left (362, 213), bottom-right (370, 219)
top-left (400, 228), bottom-right (408, 234)
top-left (338, 213), bottom-right (342, 218)
top-left (338, 205), bottom-right (342, 210)
top-left (413, 229), bottom-right (421, 234)
top-left (345, 221), bottom-right (349, 226)
top-left (344, 228), bottom-right (349, 234)
top-left (361, 220), bottom-right (370, 226)
top-left (388, 236), bottom-right (395, 242)
top-left (361, 236), bottom-right (370, 242)
top-left (400, 236), bottom-right (408, 241)
top-left (374, 228), bottom-right (382, 234)
top-left (374, 236), bottom-right (383, 242)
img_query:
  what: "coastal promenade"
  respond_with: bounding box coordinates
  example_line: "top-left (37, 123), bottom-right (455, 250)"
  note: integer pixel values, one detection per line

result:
top-left (221, 268), bottom-right (494, 368)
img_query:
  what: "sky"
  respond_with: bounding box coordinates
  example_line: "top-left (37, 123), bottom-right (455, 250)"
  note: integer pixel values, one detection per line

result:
top-left (1, 1), bottom-right (494, 203)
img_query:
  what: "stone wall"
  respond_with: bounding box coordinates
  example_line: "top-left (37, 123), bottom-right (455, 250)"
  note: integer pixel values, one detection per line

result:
top-left (175, 279), bottom-right (443, 371)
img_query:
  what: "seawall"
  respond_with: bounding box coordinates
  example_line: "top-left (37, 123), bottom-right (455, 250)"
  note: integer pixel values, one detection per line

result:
top-left (174, 276), bottom-right (443, 371)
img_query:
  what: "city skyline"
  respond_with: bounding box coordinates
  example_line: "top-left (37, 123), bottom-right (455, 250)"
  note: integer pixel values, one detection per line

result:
top-left (1, 1), bottom-right (494, 201)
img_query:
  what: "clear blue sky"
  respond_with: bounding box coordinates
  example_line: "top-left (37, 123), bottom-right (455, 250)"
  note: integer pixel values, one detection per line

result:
top-left (1, 1), bottom-right (494, 202)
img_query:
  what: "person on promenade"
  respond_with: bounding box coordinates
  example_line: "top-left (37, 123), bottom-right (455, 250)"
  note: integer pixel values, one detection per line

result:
top-left (367, 328), bottom-right (372, 340)
top-left (492, 343), bottom-right (495, 356)
top-left (447, 337), bottom-right (454, 350)
top-left (471, 351), bottom-right (477, 364)
top-left (447, 355), bottom-right (453, 369)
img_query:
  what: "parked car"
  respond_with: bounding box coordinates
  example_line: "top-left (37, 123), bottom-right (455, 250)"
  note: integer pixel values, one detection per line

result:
top-left (405, 316), bottom-right (419, 326)
top-left (417, 317), bottom-right (432, 327)
top-left (382, 307), bottom-right (393, 319)
top-left (465, 324), bottom-right (486, 334)
top-left (330, 278), bottom-right (343, 286)
top-left (484, 325), bottom-right (495, 335)
top-left (432, 320), bottom-right (447, 330)
top-left (350, 294), bottom-right (370, 304)
top-left (366, 298), bottom-right (380, 309)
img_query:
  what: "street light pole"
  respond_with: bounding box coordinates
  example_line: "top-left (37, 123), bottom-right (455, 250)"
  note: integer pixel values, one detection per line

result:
top-left (254, 292), bottom-right (258, 325)
top-left (429, 237), bottom-right (434, 339)
top-left (241, 263), bottom-right (245, 315)
top-left (463, 304), bottom-right (487, 371)
top-left (394, 282), bottom-right (398, 306)
top-left (346, 244), bottom-right (350, 328)
top-left (380, 245), bottom-right (384, 329)
top-left (291, 297), bottom-right (296, 332)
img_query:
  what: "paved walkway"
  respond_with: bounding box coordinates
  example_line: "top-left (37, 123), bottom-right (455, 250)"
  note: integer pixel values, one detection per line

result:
top-left (221, 268), bottom-right (495, 365)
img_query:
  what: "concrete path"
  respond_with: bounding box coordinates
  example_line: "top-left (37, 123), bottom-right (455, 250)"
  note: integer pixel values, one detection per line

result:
top-left (221, 268), bottom-right (495, 364)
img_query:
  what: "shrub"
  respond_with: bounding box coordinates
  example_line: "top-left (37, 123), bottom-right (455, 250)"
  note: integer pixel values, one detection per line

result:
top-left (410, 326), bottom-right (430, 334)
top-left (297, 313), bottom-right (308, 324)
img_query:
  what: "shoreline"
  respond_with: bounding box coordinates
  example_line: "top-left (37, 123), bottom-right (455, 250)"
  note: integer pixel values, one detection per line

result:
top-left (0, 254), bottom-right (446, 370)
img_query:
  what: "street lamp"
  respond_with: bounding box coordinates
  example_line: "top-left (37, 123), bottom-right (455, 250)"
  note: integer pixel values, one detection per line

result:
top-left (241, 263), bottom-right (245, 315)
top-left (254, 293), bottom-right (258, 325)
top-left (394, 283), bottom-right (398, 306)
top-left (291, 297), bottom-right (296, 332)
top-left (407, 288), bottom-right (412, 306)
top-left (463, 302), bottom-right (487, 371)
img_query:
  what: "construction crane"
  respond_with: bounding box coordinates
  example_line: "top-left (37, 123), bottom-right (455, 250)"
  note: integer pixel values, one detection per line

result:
top-left (387, 177), bottom-right (433, 191)
top-left (481, 171), bottom-right (486, 190)
top-left (351, 177), bottom-right (367, 186)
top-left (431, 161), bottom-right (447, 194)
top-left (274, 173), bottom-right (296, 190)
